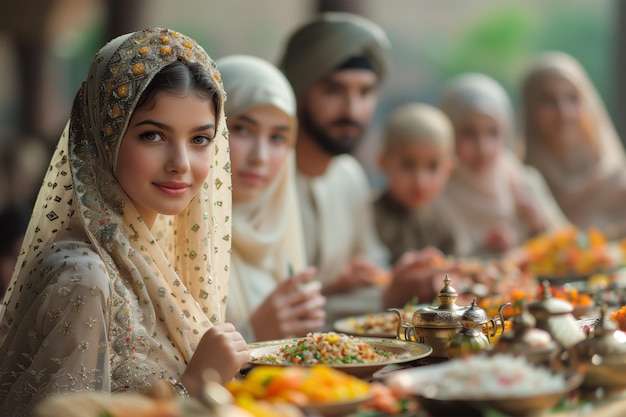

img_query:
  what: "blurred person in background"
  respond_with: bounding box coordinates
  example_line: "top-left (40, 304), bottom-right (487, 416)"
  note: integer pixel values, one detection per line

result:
top-left (439, 73), bottom-right (568, 257)
top-left (521, 51), bottom-right (626, 240)
top-left (373, 103), bottom-right (468, 307)
top-left (217, 54), bottom-right (326, 342)
top-left (278, 12), bottom-right (392, 324)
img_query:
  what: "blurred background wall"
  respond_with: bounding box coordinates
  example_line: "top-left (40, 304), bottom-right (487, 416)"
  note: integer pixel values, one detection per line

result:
top-left (0, 0), bottom-right (619, 209)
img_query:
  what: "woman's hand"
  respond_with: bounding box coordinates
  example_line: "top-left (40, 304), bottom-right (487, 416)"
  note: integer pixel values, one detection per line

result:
top-left (484, 226), bottom-right (517, 253)
top-left (180, 322), bottom-right (249, 395)
top-left (250, 267), bottom-right (325, 341)
top-left (383, 249), bottom-right (443, 308)
top-left (322, 256), bottom-right (382, 295)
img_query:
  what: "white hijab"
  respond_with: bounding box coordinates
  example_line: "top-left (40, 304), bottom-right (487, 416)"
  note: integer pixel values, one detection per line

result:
top-left (521, 51), bottom-right (626, 231)
top-left (440, 73), bottom-right (550, 256)
top-left (217, 55), bottom-right (305, 332)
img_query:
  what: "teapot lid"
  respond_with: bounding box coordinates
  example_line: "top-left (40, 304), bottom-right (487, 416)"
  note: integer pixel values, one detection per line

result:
top-left (411, 275), bottom-right (466, 328)
top-left (461, 298), bottom-right (488, 326)
top-left (527, 281), bottom-right (573, 317)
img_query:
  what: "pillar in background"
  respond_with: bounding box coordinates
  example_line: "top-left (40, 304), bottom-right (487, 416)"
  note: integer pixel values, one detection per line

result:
top-left (615, 0), bottom-right (626, 141)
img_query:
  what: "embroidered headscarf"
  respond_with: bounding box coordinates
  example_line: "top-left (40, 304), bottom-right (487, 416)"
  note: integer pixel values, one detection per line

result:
top-left (278, 11), bottom-right (391, 96)
top-left (0, 28), bottom-right (231, 406)
top-left (216, 55), bottom-right (305, 337)
top-left (521, 51), bottom-right (626, 230)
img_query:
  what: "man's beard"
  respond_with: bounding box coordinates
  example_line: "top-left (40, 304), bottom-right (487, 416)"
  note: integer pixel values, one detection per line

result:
top-left (300, 107), bottom-right (365, 156)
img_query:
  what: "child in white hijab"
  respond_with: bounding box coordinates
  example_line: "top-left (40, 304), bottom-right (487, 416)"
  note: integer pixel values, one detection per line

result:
top-left (440, 73), bottom-right (568, 257)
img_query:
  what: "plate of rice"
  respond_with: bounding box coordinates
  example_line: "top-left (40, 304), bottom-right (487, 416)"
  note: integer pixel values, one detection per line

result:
top-left (246, 332), bottom-right (432, 378)
top-left (387, 354), bottom-right (583, 416)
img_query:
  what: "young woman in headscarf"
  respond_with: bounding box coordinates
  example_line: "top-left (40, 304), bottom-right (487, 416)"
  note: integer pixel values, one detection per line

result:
top-left (216, 55), bottom-right (326, 342)
top-left (521, 51), bottom-right (626, 240)
top-left (0, 28), bottom-right (249, 415)
top-left (440, 73), bottom-right (568, 257)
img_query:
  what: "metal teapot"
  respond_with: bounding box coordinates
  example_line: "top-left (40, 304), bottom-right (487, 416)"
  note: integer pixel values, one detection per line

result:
top-left (390, 275), bottom-right (507, 358)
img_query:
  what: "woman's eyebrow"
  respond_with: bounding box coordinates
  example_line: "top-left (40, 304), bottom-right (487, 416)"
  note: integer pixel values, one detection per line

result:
top-left (132, 119), bottom-right (216, 132)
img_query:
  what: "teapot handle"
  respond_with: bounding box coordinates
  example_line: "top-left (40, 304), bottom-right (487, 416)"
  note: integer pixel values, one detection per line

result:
top-left (492, 302), bottom-right (512, 336)
top-left (389, 308), bottom-right (415, 341)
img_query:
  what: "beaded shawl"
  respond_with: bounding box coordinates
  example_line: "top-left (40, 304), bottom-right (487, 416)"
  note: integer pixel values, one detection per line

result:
top-left (0, 28), bottom-right (231, 414)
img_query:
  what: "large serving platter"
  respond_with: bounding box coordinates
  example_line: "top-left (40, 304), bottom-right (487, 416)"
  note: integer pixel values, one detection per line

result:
top-left (246, 336), bottom-right (432, 379)
top-left (332, 305), bottom-right (427, 338)
top-left (333, 312), bottom-right (402, 338)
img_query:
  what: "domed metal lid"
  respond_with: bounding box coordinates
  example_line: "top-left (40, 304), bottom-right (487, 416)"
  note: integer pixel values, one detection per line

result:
top-left (460, 298), bottom-right (488, 327)
top-left (527, 281), bottom-right (574, 318)
top-left (412, 275), bottom-right (466, 328)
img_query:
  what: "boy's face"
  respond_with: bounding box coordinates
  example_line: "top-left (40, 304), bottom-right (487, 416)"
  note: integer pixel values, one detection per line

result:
top-left (380, 140), bottom-right (452, 210)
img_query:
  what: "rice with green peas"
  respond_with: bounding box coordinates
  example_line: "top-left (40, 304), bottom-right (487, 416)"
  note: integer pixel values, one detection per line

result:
top-left (261, 332), bottom-right (398, 365)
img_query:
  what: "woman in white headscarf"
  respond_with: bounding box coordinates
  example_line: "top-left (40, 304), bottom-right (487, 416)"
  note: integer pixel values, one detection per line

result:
top-left (440, 73), bottom-right (568, 257)
top-left (217, 55), bottom-right (325, 342)
top-left (0, 28), bottom-right (249, 415)
top-left (521, 51), bottom-right (626, 240)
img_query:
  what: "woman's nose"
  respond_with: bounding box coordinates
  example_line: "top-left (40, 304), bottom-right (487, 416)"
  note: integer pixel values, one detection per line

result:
top-left (248, 137), bottom-right (269, 165)
top-left (165, 143), bottom-right (190, 173)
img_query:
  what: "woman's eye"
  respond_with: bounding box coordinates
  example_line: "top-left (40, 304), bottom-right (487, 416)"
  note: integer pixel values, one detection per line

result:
top-left (231, 124), bottom-right (249, 134)
top-left (140, 131), bottom-right (163, 142)
top-left (270, 133), bottom-right (288, 144)
top-left (192, 135), bottom-right (212, 145)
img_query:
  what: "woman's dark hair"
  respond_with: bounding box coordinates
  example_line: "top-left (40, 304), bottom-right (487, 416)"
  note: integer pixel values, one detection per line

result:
top-left (135, 60), bottom-right (221, 115)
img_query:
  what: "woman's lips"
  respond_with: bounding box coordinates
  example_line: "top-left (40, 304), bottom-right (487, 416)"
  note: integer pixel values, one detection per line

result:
top-left (154, 182), bottom-right (190, 196)
top-left (238, 172), bottom-right (265, 186)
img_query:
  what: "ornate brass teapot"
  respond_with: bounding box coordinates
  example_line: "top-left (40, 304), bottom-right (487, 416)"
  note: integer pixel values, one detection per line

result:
top-left (390, 275), bottom-right (507, 358)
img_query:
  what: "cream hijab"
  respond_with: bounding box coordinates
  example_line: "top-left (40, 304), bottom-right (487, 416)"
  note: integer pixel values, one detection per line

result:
top-left (521, 51), bottom-right (626, 230)
top-left (0, 28), bottom-right (231, 396)
top-left (440, 73), bottom-right (543, 256)
top-left (217, 55), bottom-right (305, 331)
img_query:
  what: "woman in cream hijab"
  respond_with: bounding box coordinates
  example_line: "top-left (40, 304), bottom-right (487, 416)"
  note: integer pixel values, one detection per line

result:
top-left (0, 28), bottom-right (249, 415)
top-left (440, 73), bottom-right (568, 257)
top-left (521, 51), bottom-right (626, 239)
top-left (217, 55), bottom-right (325, 342)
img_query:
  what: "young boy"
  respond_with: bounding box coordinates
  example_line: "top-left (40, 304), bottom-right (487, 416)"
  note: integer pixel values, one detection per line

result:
top-left (374, 102), bottom-right (465, 263)
top-left (375, 103), bottom-right (469, 307)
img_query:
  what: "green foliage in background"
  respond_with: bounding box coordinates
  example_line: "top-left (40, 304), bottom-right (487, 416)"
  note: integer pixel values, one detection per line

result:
top-left (440, 3), bottom-right (611, 111)
top-left (440, 7), bottom-right (534, 90)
